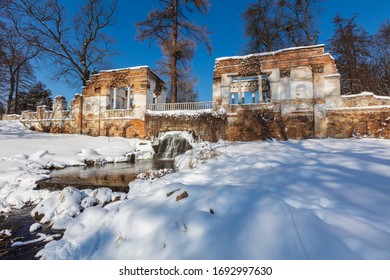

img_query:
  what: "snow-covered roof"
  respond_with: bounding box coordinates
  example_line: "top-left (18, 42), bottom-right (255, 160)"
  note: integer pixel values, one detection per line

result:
top-left (94, 66), bottom-right (164, 82)
top-left (215, 44), bottom-right (325, 62)
top-left (100, 66), bottom-right (150, 73)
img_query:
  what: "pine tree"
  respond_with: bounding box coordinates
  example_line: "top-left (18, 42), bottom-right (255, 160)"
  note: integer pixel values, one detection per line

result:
top-left (18, 82), bottom-right (52, 113)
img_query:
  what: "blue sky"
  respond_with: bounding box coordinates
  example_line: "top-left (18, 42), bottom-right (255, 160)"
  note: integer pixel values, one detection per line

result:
top-left (36, 0), bottom-right (390, 103)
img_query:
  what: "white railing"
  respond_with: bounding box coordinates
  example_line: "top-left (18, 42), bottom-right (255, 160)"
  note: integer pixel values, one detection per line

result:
top-left (148, 101), bottom-right (213, 111)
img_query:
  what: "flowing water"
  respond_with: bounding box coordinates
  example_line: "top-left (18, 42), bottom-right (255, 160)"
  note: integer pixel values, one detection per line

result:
top-left (0, 206), bottom-right (63, 260)
top-left (1, 159), bottom-right (175, 260)
top-left (154, 131), bottom-right (194, 159)
top-left (1, 132), bottom-right (193, 259)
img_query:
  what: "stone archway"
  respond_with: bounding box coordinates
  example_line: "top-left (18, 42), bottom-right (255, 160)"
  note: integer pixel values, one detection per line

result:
top-left (106, 124), bottom-right (121, 137)
top-left (123, 123), bottom-right (135, 138)
top-left (109, 125), bottom-right (121, 137)
top-left (105, 124), bottom-right (114, 136)
top-left (122, 120), bottom-right (145, 138)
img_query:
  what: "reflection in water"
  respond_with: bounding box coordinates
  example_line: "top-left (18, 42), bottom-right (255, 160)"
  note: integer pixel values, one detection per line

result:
top-left (0, 206), bottom-right (63, 260)
top-left (36, 159), bottom-right (175, 192)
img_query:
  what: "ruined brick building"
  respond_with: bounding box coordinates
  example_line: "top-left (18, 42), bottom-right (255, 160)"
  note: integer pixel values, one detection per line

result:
top-left (4, 45), bottom-right (390, 141)
top-left (8, 66), bottom-right (167, 138)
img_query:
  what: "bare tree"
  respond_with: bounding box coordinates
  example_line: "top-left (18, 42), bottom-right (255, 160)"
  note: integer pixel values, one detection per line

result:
top-left (371, 20), bottom-right (390, 95)
top-left (284, 0), bottom-right (323, 46)
top-left (155, 54), bottom-right (199, 103)
top-left (242, 0), bottom-right (322, 54)
top-left (176, 76), bottom-right (199, 102)
top-left (6, 0), bottom-right (118, 87)
top-left (329, 14), bottom-right (371, 95)
top-left (0, 23), bottom-right (39, 113)
top-left (243, 0), bottom-right (291, 53)
top-left (136, 0), bottom-right (212, 103)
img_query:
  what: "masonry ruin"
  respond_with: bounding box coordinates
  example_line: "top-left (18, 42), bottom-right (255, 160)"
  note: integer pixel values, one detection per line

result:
top-left (5, 66), bottom-right (167, 138)
top-left (3, 45), bottom-right (390, 141)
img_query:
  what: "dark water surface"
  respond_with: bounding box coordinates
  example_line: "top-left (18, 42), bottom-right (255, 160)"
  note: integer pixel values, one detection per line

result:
top-left (0, 206), bottom-right (63, 260)
top-left (36, 159), bottom-right (175, 192)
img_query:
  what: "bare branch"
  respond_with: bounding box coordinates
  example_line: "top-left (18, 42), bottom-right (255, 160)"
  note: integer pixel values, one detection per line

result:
top-left (136, 0), bottom-right (212, 103)
top-left (7, 0), bottom-right (118, 87)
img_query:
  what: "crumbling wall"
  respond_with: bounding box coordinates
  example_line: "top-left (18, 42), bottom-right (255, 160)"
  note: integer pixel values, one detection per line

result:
top-left (145, 111), bottom-right (227, 142)
top-left (145, 107), bottom-right (316, 142)
top-left (341, 92), bottom-right (390, 107)
top-left (327, 108), bottom-right (390, 139)
top-left (20, 95), bottom-right (81, 134)
top-left (225, 109), bottom-right (313, 141)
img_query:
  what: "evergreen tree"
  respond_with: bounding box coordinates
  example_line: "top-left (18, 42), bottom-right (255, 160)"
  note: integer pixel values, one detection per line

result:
top-left (17, 82), bottom-right (52, 113)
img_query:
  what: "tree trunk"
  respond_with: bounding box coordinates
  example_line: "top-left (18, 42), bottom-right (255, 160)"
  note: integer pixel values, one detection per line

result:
top-left (170, 0), bottom-right (178, 104)
top-left (14, 69), bottom-right (20, 114)
top-left (82, 69), bottom-right (90, 87)
top-left (6, 73), bottom-right (15, 114)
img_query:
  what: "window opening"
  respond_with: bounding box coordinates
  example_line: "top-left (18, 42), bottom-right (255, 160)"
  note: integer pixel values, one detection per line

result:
top-left (229, 76), bottom-right (271, 104)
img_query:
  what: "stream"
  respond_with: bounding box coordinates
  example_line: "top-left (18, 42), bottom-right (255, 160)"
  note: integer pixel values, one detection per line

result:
top-left (0, 159), bottom-right (175, 260)
top-left (36, 159), bottom-right (175, 192)
top-left (0, 131), bottom-right (193, 259)
top-left (0, 206), bottom-right (63, 260)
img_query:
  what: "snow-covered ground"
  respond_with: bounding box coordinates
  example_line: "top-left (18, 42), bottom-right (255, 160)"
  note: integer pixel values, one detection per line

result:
top-left (1, 120), bottom-right (390, 260)
top-left (0, 121), bottom-right (154, 212)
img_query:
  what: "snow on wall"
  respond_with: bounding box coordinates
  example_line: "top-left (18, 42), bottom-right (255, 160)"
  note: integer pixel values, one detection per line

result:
top-left (342, 92), bottom-right (390, 100)
top-left (215, 44), bottom-right (325, 61)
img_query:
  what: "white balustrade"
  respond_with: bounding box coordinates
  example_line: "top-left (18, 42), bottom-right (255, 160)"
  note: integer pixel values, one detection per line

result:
top-left (148, 101), bottom-right (213, 111)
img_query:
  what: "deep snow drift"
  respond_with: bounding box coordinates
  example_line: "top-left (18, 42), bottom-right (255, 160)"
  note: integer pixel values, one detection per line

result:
top-left (1, 121), bottom-right (390, 260)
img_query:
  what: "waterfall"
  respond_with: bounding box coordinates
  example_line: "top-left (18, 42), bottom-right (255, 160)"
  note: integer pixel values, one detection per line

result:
top-left (154, 131), bottom-right (195, 159)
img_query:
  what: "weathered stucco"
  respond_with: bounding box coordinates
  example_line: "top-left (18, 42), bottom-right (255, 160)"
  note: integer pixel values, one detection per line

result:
top-left (212, 45), bottom-right (342, 139)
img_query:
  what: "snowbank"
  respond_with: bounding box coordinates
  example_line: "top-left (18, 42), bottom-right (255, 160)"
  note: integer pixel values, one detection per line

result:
top-left (0, 121), bottom-right (153, 212)
top-left (39, 138), bottom-right (390, 260)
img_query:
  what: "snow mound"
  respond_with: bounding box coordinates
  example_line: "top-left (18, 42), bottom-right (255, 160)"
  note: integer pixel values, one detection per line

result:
top-left (31, 186), bottom-right (126, 230)
top-left (175, 141), bottom-right (221, 170)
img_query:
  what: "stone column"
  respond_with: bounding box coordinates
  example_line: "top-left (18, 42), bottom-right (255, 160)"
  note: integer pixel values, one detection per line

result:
top-left (215, 74), bottom-right (234, 110)
top-left (238, 77), bottom-right (242, 104)
top-left (113, 87), bottom-right (117, 110)
top-left (258, 75), bottom-right (263, 103)
top-left (126, 86), bottom-right (131, 110)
